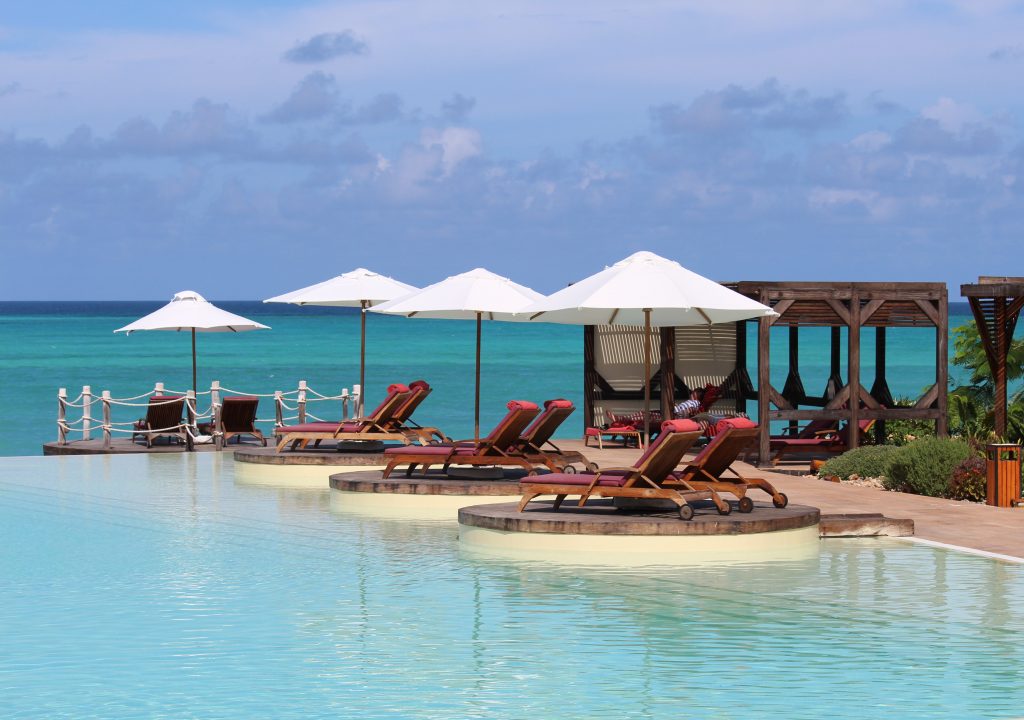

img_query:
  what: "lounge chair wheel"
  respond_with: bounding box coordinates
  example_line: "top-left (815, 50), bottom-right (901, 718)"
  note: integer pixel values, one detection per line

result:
top-left (585, 462), bottom-right (599, 473)
top-left (716, 502), bottom-right (732, 516)
top-left (562, 464), bottom-right (577, 474)
top-left (678, 505), bottom-right (694, 521)
top-left (738, 496), bottom-right (754, 513)
top-left (773, 493), bottom-right (789, 509)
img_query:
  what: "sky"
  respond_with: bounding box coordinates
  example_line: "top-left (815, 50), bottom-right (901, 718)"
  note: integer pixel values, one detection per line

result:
top-left (1, 0), bottom-right (1023, 300)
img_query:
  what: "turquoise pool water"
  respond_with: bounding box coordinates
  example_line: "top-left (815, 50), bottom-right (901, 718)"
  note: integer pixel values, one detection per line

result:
top-left (2, 454), bottom-right (1023, 719)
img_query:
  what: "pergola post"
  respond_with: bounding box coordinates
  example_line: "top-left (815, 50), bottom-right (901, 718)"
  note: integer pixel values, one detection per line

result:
top-left (659, 327), bottom-right (676, 421)
top-left (757, 292), bottom-right (771, 466)
top-left (848, 292), bottom-right (861, 450)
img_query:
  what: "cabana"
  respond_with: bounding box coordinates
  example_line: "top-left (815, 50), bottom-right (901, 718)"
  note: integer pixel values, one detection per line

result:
top-left (960, 276), bottom-right (1024, 439)
top-left (583, 280), bottom-right (949, 466)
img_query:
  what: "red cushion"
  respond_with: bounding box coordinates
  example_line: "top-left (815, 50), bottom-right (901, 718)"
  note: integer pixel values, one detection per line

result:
top-left (661, 418), bottom-right (701, 433)
top-left (520, 472), bottom-right (627, 487)
top-left (387, 383), bottom-right (411, 394)
top-left (408, 380), bottom-right (430, 392)
top-left (584, 427), bottom-right (601, 437)
top-left (543, 398), bottom-right (573, 409)
top-left (700, 384), bottom-right (722, 410)
top-left (384, 445), bottom-right (453, 456)
top-left (279, 422), bottom-right (342, 433)
top-left (507, 400), bottom-right (539, 411)
top-left (716, 417), bottom-right (756, 434)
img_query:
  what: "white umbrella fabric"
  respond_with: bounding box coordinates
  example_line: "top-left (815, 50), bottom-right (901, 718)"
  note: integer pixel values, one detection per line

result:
top-left (525, 250), bottom-right (777, 438)
top-left (370, 268), bottom-right (543, 440)
top-left (115, 290), bottom-right (270, 394)
top-left (264, 268), bottom-right (418, 414)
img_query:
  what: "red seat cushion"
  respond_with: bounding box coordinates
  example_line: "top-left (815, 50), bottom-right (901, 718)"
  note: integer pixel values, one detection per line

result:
top-left (543, 398), bottom-right (573, 409)
top-left (384, 445), bottom-right (453, 456)
top-left (520, 472), bottom-right (628, 487)
top-left (279, 422), bottom-right (344, 433)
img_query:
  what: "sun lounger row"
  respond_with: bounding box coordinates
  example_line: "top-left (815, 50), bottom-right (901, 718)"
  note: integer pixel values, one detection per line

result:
top-left (519, 417), bottom-right (788, 520)
top-left (382, 398), bottom-right (595, 477)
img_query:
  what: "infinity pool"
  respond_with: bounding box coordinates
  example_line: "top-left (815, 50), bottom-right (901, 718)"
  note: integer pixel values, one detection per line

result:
top-left (2, 453), bottom-right (1022, 719)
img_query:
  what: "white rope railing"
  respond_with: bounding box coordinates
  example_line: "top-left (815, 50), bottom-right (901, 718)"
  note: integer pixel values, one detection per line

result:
top-left (56, 381), bottom-right (361, 449)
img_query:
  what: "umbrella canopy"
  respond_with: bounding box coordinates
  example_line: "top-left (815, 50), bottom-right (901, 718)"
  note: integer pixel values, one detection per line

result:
top-left (525, 251), bottom-right (776, 437)
top-left (371, 268), bottom-right (543, 439)
top-left (264, 268), bottom-right (418, 414)
top-left (115, 290), bottom-right (269, 393)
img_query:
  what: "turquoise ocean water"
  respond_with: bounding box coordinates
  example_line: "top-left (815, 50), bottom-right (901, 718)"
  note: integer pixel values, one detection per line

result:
top-left (0, 301), bottom-right (981, 457)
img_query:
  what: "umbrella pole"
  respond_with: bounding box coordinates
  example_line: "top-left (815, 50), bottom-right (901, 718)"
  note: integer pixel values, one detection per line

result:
top-left (643, 308), bottom-right (652, 442)
top-left (191, 328), bottom-right (197, 396)
top-left (475, 312), bottom-right (481, 443)
top-left (360, 300), bottom-right (367, 417)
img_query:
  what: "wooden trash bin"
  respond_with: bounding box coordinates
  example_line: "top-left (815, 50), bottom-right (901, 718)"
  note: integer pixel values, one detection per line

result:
top-left (986, 443), bottom-right (1022, 508)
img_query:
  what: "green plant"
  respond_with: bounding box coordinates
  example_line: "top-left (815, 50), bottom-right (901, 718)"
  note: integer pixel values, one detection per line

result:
top-left (882, 436), bottom-right (973, 497)
top-left (884, 397), bottom-right (936, 446)
top-left (947, 320), bottom-right (1024, 443)
top-left (818, 445), bottom-right (901, 481)
top-left (949, 456), bottom-right (987, 502)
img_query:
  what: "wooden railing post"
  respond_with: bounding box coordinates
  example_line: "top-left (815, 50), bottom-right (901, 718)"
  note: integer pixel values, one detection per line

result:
top-left (297, 381), bottom-right (307, 424)
top-left (82, 385), bottom-right (93, 441)
top-left (274, 390), bottom-right (284, 428)
top-left (352, 384), bottom-right (361, 419)
top-left (186, 390), bottom-right (196, 452)
top-left (210, 380), bottom-right (221, 408)
top-left (342, 388), bottom-right (350, 419)
top-left (102, 391), bottom-right (112, 449)
top-left (213, 401), bottom-right (223, 450)
top-left (57, 388), bottom-right (67, 445)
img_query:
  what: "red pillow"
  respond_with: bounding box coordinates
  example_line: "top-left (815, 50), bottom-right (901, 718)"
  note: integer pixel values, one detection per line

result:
top-left (700, 384), bottom-right (722, 411)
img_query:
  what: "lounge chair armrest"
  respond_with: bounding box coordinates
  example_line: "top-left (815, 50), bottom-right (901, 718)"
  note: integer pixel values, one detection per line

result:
top-left (813, 430), bottom-right (838, 437)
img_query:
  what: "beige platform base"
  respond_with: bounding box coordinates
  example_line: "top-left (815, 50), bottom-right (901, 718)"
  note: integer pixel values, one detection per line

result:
top-left (234, 462), bottom-right (386, 489)
top-left (329, 490), bottom-right (514, 521)
top-left (459, 523), bottom-right (821, 566)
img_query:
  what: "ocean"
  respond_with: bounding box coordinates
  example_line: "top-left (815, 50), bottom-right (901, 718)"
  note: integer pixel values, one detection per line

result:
top-left (0, 301), bottom-right (980, 457)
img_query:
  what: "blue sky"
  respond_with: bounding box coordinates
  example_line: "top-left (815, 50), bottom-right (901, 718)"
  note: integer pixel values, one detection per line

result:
top-left (2, 0), bottom-right (1023, 299)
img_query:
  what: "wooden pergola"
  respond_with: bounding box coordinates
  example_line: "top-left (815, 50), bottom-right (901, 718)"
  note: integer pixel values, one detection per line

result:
top-left (737, 282), bottom-right (948, 464)
top-left (960, 277), bottom-right (1024, 438)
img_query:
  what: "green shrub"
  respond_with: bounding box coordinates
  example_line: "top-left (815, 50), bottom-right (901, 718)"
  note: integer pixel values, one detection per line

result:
top-left (883, 418), bottom-right (936, 447)
top-left (949, 456), bottom-right (987, 502)
top-left (818, 445), bottom-right (901, 481)
top-left (882, 437), bottom-right (973, 497)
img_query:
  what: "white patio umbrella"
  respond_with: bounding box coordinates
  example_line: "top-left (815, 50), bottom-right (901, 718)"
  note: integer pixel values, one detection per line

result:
top-left (263, 268), bottom-right (418, 414)
top-left (370, 268), bottom-right (543, 440)
top-left (115, 291), bottom-right (270, 394)
top-left (525, 250), bottom-right (777, 438)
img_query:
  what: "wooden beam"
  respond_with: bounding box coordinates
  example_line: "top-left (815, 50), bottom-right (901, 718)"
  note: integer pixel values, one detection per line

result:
top-left (936, 287), bottom-right (948, 437)
top-left (757, 293), bottom-right (771, 466)
top-left (914, 384), bottom-right (939, 409)
top-left (912, 299), bottom-right (940, 326)
top-left (857, 387), bottom-right (880, 410)
top-left (824, 384), bottom-right (851, 410)
top-left (770, 408), bottom-right (944, 421)
top-left (860, 298), bottom-right (886, 325)
top-left (825, 298), bottom-right (851, 326)
top-left (968, 297), bottom-right (1000, 373)
top-left (583, 325), bottom-right (597, 427)
top-left (659, 327), bottom-right (675, 422)
top-left (767, 385), bottom-right (794, 410)
top-left (849, 291), bottom-right (861, 450)
top-left (768, 299), bottom-right (794, 325)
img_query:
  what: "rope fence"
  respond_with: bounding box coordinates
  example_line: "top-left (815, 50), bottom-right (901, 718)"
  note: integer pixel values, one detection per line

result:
top-left (56, 380), bottom-right (361, 450)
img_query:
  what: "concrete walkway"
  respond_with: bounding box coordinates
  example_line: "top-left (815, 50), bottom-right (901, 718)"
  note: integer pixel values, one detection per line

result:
top-left (564, 438), bottom-right (1024, 560)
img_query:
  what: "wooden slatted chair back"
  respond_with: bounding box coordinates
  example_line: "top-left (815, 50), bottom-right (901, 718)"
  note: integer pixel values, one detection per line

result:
top-left (147, 396), bottom-right (185, 430)
top-left (633, 428), bottom-right (702, 483)
top-left (221, 396), bottom-right (259, 433)
top-left (519, 400), bottom-right (574, 448)
top-left (688, 426), bottom-right (758, 478)
top-left (392, 381), bottom-right (431, 424)
top-left (482, 402), bottom-right (542, 454)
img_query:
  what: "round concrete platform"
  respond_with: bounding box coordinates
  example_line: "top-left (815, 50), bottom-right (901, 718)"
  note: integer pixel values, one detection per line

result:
top-left (458, 500), bottom-right (821, 565)
top-left (329, 470), bottom-right (523, 521)
top-left (234, 446), bottom-right (390, 466)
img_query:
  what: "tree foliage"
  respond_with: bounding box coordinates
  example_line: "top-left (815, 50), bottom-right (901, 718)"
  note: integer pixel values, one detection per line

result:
top-left (947, 320), bottom-right (1024, 443)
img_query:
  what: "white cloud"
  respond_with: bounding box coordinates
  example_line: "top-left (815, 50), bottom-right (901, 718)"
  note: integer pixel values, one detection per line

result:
top-left (921, 97), bottom-right (983, 132)
top-left (420, 127), bottom-right (482, 177)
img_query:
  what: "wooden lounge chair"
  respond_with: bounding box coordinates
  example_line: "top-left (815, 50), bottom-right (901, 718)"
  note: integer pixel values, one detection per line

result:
top-left (667, 417), bottom-right (789, 512)
top-left (769, 418), bottom-right (876, 465)
top-left (391, 380), bottom-right (448, 444)
top-left (133, 395), bottom-right (187, 448)
top-left (518, 419), bottom-right (728, 520)
top-left (275, 383), bottom-right (414, 451)
top-left (220, 395), bottom-right (266, 446)
top-left (381, 400), bottom-right (545, 478)
top-left (513, 398), bottom-right (596, 472)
